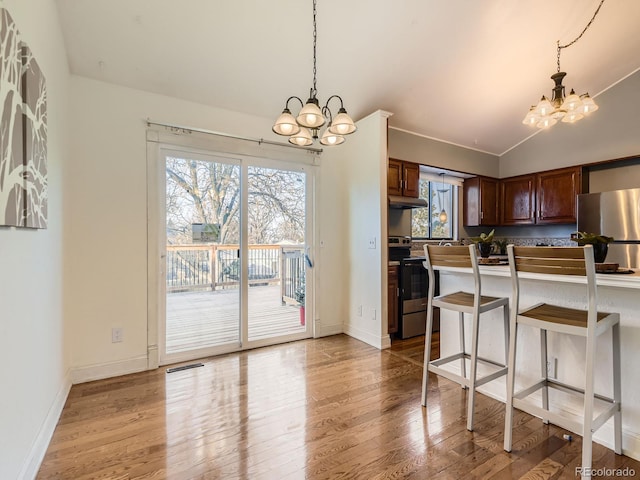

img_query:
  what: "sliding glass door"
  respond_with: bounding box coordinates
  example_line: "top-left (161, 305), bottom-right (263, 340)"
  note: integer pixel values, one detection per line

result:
top-left (159, 149), bottom-right (312, 365)
top-left (247, 166), bottom-right (307, 341)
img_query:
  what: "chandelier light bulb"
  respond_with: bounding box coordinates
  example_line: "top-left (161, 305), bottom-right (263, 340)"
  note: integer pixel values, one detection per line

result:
top-left (272, 109), bottom-right (301, 136)
top-left (536, 116), bottom-right (558, 129)
top-left (562, 89), bottom-right (583, 112)
top-left (320, 126), bottom-right (345, 146)
top-left (579, 94), bottom-right (599, 114)
top-left (535, 96), bottom-right (554, 117)
top-left (562, 110), bottom-right (584, 123)
top-left (288, 127), bottom-right (313, 146)
top-left (439, 209), bottom-right (448, 223)
top-left (328, 109), bottom-right (357, 135)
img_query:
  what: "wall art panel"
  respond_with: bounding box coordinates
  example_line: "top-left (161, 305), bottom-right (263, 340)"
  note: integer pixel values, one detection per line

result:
top-left (21, 42), bottom-right (47, 228)
top-left (0, 7), bottom-right (47, 229)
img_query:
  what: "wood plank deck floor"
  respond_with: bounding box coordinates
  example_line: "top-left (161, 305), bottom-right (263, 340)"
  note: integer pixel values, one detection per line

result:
top-left (166, 285), bottom-right (304, 353)
top-left (37, 335), bottom-right (640, 479)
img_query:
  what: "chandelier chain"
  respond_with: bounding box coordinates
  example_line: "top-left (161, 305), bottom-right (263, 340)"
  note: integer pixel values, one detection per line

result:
top-left (312, 0), bottom-right (317, 97)
top-left (556, 0), bottom-right (605, 72)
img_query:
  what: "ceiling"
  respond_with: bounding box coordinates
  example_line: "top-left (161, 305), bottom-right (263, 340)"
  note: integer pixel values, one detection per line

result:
top-left (54, 0), bottom-right (640, 156)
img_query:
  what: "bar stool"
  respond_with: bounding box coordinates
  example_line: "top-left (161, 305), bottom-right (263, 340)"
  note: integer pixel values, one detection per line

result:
top-left (422, 244), bottom-right (510, 431)
top-left (504, 245), bottom-right (622, 478)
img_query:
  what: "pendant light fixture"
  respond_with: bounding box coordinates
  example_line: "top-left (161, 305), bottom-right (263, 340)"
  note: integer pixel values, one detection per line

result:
top-left (522, 0), bottom-right (604, 129)
top-left (437, 173), bottom-right (448, 224)
top-left (272, 0), bottom-right (356, 146)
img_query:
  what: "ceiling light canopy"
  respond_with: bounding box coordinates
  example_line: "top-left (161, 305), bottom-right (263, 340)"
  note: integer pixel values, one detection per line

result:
top-left (272, 0), bottom-right (356, 147)
top-left (523, 0), bottom-right (604, 130)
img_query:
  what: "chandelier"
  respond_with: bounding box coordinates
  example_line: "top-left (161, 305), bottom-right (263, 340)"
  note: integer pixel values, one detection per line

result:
top-left (272, 0), bottom-right (356, 146)
top-left (522, 0), bottom-right (605, 129)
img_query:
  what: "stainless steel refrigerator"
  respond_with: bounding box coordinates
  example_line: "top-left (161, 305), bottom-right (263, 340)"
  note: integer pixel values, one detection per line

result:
top-left (577, 188), bottom-right (640, 268)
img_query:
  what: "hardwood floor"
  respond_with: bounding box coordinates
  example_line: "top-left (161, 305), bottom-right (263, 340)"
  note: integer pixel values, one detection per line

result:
top-left (37, 334), bottom-right (638, 479)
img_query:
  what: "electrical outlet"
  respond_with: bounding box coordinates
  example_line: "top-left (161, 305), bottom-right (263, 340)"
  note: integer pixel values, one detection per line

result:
top-left (357, 305), bottom-right (362, 316)
top-left (547, 356), bottom-right (557, 379)
top-left (371, 308), bottom-right (376, 320)
top-left (111, 327), bottom-right (124, 343)
top-left (368, 237), bottom-right (376, 249)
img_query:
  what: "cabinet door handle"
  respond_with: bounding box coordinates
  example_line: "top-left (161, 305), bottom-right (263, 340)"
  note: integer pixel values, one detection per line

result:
top-left (481, 211), bottom-right (484, 220)
top-left (397, 287), bottom-right (400, 297)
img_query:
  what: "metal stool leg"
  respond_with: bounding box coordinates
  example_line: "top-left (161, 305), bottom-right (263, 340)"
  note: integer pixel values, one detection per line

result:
top-left (459, 312), bottom-right (466, 389)
top-left (612, 322), bottom-right (622, 455)
top-left (504, 317), bottom-right (518, 452)
top-left (466, 307), bottom-right (480, 431)
top-left (421, 304), bottom-right (435, 407)
top-left (540, 329), bottom-right (549, 424)
top-left (581, 326), bottom-right (597, 478)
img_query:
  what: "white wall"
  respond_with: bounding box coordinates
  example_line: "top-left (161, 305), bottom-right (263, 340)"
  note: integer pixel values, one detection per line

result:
top-left (500, 69), bottom-right (640, 177)
top-left (66, 75), bottom-right (351, 380)
top-left (336, 111), bottom-right (390, 349)
top-left (388, 127), bottom-right (500, 177)
top-left (0, 1), bottom-right (70, 478)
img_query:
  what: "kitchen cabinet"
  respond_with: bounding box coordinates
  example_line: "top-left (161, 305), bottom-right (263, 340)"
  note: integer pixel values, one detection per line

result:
top-left (388, 158), bottom-right (420, 198)
top-left (388, 265), bottom-right (399, 334)
top-left (500, 174), bottom-right (535, 225)
top-left (463, 176), bottom-right (499, 226)
top-left (536, 166), bottom-right (581, 224)
top-left (499, 166), bottom-right (581, 225)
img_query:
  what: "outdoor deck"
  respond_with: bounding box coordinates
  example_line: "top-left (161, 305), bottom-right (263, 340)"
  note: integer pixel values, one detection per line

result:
top-left (166, 284), bottom-right (304, 353)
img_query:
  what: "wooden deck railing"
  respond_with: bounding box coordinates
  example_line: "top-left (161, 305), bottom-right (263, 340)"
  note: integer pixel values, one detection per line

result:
top-left (166, 244), bottom-right (304, 295)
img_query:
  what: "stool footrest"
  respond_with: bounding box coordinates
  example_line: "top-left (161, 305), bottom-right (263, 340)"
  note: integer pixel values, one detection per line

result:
top-left (513, 379), bottom-right (618, 435)
top-left (428, 355), bottom-right (508, 390)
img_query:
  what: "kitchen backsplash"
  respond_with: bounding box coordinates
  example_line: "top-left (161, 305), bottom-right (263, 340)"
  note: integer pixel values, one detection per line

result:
top-left (410, 237), bottom-right (574, 256)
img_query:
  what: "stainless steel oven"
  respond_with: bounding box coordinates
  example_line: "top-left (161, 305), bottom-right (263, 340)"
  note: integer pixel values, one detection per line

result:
top-left (399, 257), bottom-right (439, 339)
top-left (389, 236), bottom-right (439, 339)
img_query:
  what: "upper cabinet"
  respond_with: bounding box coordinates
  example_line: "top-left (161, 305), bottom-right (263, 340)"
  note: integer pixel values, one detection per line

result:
top-left (465, 166), bottom-right (582, 227)
top-left (463, 176), bottom-right (499, 226)
top-left (388, 158), bottom-right (420, 198)
top-left (500, 175), bottom-right (535, 225)
top-left (536, 166), bottom-right (581, 224)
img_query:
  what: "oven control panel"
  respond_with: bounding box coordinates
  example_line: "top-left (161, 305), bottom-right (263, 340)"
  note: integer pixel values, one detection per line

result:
top-left (388, 236), bottom-right (411, 247)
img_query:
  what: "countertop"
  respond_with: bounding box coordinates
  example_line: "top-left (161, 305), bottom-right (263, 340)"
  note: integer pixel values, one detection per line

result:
top-left (434, 264), bottom-right (640, 289)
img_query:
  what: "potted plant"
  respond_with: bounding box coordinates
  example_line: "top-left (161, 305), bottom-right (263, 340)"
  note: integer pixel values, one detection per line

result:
top-left (572, 231), bottom-right (614, 263)
top-left (295, 276), bottom-right (306, 326)
top-left (494, 238), bottom-right (508, 255)
top-left (469, 229), bottom-right (495, 258)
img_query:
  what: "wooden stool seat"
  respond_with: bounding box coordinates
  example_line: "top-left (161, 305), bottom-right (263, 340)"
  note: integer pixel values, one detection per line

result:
top-left (436, 291), bottom-right (508, 311)
top-left (519, 303), bottom-right (612, 330)
top-left (423, 244), bottom-right (510, 432)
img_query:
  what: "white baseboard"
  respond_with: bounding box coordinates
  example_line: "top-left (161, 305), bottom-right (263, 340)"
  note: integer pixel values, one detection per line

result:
top-left (70, 355), bottom-right (149, 384)
top-left (343, 322), bottom-right (385, 349)
top-left (19, 370), bottom-right (72, 480)
top-left (314, 320), bottom-right (343, 338)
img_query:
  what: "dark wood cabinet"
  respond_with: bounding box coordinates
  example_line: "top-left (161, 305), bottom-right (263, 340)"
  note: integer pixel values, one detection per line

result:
top-left (463, 176), bottom-right (499, 226)
top-left (498, 166), bottom-right (581, 225)
top-left (388, 158), bottom-right (420, 198)
top-left (388, 265), bottom-right (399, 334)
top-left (500, 175), bottom-right (535, 225)
top-left (536, 167), bottom-right (581, 224)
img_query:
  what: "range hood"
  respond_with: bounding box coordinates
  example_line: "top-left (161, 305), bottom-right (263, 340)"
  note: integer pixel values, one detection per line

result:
top-left (388, 195), bottom-right (428, 209)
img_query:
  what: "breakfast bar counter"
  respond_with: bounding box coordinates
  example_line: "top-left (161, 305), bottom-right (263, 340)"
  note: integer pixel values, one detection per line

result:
top-left (433, 264), bottom-right (640, 460)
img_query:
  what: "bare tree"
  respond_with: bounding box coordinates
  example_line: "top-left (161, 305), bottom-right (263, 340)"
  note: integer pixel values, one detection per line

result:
top-left (165, 158), bottom-right (305, 245)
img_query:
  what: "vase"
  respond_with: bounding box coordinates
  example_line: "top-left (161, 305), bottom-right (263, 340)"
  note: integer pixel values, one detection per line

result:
top-left (592, 243), bottom-right (608, 263)
top-left (478, 243), bottom-right (492, 258)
